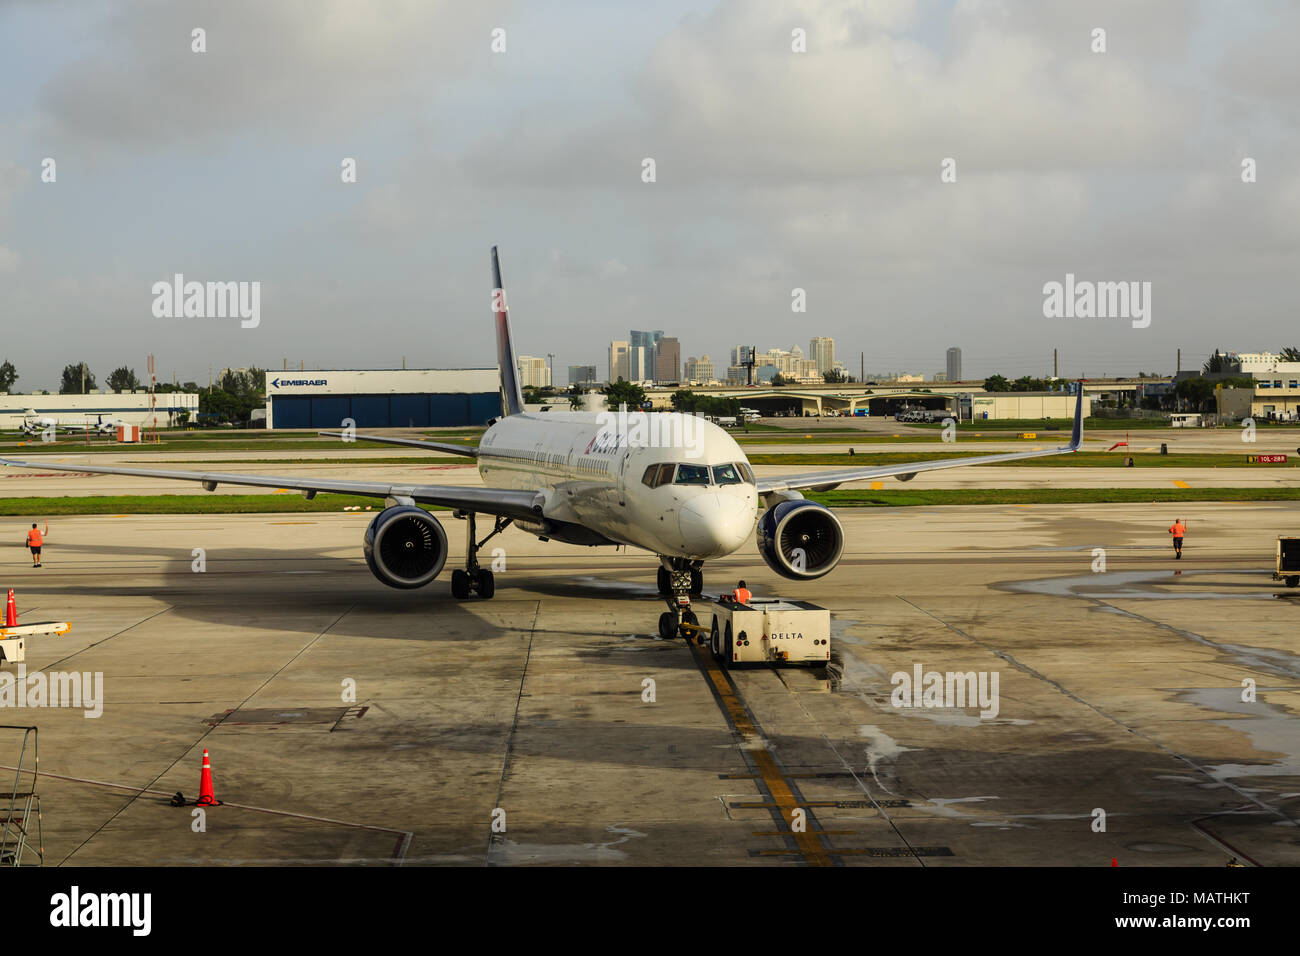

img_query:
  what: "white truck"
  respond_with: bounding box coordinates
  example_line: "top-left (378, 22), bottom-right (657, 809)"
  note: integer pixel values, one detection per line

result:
top-left (708, 597), bottom-right (831, 665)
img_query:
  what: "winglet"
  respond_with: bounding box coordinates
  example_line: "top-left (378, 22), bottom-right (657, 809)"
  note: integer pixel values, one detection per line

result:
top-left (492, 246), bottom-right (526, 417)
top-left (1069, 383), bottom-right (1084, 450)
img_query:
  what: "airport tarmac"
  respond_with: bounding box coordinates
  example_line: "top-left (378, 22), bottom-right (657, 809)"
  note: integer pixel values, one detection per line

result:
top-left (1, 501), bottom-right (1297, 866)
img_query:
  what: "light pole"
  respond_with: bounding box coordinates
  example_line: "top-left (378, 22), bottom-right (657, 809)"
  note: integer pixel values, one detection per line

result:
top-left (547, 353), bottom-right (554, 388)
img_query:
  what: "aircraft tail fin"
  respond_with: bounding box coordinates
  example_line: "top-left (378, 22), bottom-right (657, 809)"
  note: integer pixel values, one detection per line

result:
top-left (1069, 382), bottom-right (1084, 450)
top-left (492, 246), bottom-right (526, 417)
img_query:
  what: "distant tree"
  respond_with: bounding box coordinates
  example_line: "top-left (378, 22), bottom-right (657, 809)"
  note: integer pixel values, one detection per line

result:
top-left (59, 363), bottom-right (95, 394)
top-left (1175, 377), bottom-right (1215, 411)
top-left (1203, 349), bottom-right (1227, 374)
top-left (107, 366), bottom-right (140, 392)
top-left (822, 368), bottom-right (848, 384)
top-left (770, 372), bottom-right (790, 386)
top-left (199, 386), bottom-right (242, 424)
top-left (671, 390), bottom-right (740, 417)
top-left (983, 374), bottom-right (1011, 392)
top-left (0, 359), bottom-right (16, 392)
top-left (1012, 376), bottom-right (1047, 392)
top-left (1280, 347), bottom-right (1300, 363)
top-left (604, 379), bottom-right (646, 411)
top-left (200, 366), bottom-right (267, 425)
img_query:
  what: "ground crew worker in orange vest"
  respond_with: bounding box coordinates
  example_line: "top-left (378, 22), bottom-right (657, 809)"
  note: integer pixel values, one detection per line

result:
top-left (25, 522), bottom-right (44, 568)
top-left (1168, 518), bottom-right (1186, 560)
top-left (731, 580), bottom-right (752, 604)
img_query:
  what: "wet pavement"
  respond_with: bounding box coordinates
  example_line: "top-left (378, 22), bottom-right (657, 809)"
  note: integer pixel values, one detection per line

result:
top-left (0, 499), bottom-right (1297, 865)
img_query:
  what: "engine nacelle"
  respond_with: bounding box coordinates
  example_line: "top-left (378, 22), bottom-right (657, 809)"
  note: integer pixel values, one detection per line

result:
top-left (363, 505), bottom-right (448, 589)
top-left (756, 499), bottom-right (845, 580)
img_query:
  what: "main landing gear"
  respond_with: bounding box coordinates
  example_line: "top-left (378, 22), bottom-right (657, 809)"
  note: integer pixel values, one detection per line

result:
top-left (656, 557), bottom-right (705, 642)
top-left (450, 512), bottom-right (511, 600)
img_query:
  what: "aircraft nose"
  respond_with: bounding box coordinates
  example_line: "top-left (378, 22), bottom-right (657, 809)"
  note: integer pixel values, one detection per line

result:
top-left (678, 494), bottom-right (754, 558)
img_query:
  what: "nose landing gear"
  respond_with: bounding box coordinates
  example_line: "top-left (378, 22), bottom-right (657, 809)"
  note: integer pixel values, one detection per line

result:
top-left (656, 558), bottom-right (706, 641)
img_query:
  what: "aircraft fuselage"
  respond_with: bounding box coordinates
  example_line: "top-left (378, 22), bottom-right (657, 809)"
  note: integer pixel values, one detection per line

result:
top-left (477, 411), bottom-right (758, 559)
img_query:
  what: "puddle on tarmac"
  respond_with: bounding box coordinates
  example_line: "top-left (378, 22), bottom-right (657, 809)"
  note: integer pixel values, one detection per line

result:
top-left (489, 824), bottom-right (646, 865)
top-left (997, 568), bottom-right (1275, 601)
top-left (1174, 687), bottom-right (1300, 783)
top-left (856, 724), bottom-right (916, 794)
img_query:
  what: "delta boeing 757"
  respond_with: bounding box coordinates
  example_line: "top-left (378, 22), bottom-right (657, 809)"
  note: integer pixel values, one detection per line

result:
top-left (0, 248), bottom-right (1083, 637)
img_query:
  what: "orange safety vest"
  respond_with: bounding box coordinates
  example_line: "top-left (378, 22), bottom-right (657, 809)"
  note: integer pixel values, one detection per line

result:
top-left (732, 587), bottom-right (752, 604)
top-left (1169, 523), bottom-right (1185, 537)
top-left (26, 529), bottom-right (42, 547)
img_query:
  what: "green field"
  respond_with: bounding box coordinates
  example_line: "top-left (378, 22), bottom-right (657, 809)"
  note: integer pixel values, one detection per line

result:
top-left (0, 494), bottom-right (432, 516)
top-left (808, 487), bottom-right (1300, 507)
top-left (750, 452), bottom-right (1299, 468)
top-left (734, 432), bottom-right (1062, 444)
top-left (146, 456), bottom-right (470, 466)
top-left (0, 436), bottom-right (482, 455)
top-left (3, 486), bottom-right (1300, 517)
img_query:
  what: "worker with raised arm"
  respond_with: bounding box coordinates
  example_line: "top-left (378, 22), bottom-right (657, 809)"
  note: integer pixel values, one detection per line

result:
top-left (1168, 517), bottom-right (1186, 560)
top-left (26, 522), bottom-right (45, 568)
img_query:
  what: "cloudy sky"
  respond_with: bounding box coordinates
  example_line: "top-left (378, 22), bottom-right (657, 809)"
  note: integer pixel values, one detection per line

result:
top-left (2, 0), bottom-right (1298, 390)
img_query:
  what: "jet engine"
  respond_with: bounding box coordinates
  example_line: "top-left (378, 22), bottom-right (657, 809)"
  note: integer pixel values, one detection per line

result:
top-left (756, 499), bottom-right (844, 580)
top-left (363, 505), bottom-right (448, 589)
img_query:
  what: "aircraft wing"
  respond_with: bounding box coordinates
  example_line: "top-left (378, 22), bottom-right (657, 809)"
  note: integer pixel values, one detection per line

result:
top-left (0, 457), bottom-right (543, 521)
top-left (317, 432), bottom-right (478, 458)
top-left (756, 388), bottom-right (1084, 495)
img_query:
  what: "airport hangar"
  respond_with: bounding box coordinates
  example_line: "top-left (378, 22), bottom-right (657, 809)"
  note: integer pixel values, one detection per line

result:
top-left (0, 391), bottom-right (199, 429)
top-left (264, 368), bottom-right (500, 429)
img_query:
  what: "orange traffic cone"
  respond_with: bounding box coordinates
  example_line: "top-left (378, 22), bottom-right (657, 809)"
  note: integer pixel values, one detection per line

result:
top-left (5, 590), bottom-right (15, 627)
top-left (195, 748), bottom-right (222, 806)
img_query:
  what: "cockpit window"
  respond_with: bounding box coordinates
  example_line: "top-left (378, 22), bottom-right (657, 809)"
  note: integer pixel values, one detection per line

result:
top-left (642, 463), bottom-right (677, 488)
top-left (674, 463), bottom-right (711, 485)
top-left (712, 463), bottom-right (743, 485)
top-left (736, 461), bottom-right (755, 484)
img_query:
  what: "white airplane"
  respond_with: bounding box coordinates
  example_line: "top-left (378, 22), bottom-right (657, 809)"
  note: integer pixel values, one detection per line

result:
top-left (0, 248), bottom-right (1083, 637)
top-left (8, 409), bottom-right (125, 437)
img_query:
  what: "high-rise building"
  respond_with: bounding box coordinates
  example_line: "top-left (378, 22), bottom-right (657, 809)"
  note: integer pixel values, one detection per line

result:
top-left (731, 345), bottom-right (754, 367)
top-left (630, 330), bottom-right (663, 380)
top-left (516, 355), bottom-right (551, 389)
top-left (568, 365), bottom-right (598, 387)
top-left (609, 340), bottom-right (630, 381)
top-left (810, 337), bottom-right (835, 373)
top-left (946, 347), bottom-right (962, 382)
top-left (684, 355), bottom-right (715, 383)
top-left (655, 337), bottom-right (681, 383)
top-left (627, 346), bottom-right (651, 382)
